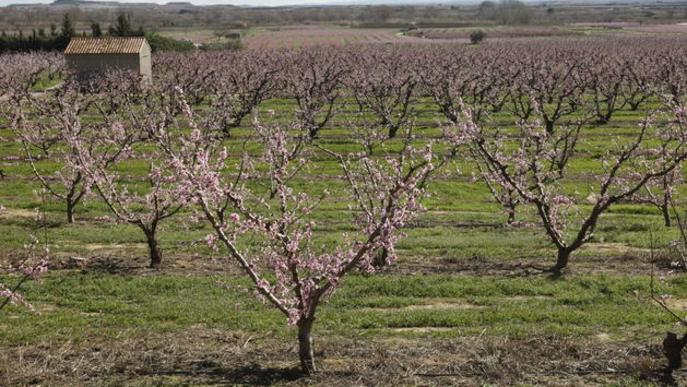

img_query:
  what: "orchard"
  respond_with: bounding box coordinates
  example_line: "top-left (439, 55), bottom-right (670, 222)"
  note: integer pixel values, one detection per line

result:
top-left (3, 37), bottom-right (687, 384)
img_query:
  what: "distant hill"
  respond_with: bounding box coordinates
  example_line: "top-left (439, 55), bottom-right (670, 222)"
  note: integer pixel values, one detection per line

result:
top-left (4, 0), bottom-right (679, 6)
top-left (51, 0), bottom-right (160, 6)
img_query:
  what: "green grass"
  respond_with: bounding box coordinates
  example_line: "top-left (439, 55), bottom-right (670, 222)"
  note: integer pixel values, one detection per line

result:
top-left (1, 89), bottom-right (684, 384)
top-left (0, 272), bottom-right (677, 344)
top-left (0, 95), bottom-right (680, 261)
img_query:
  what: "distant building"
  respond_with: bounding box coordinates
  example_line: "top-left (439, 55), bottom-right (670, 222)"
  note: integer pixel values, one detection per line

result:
top-left (64, 37), bottom-right (152, 82)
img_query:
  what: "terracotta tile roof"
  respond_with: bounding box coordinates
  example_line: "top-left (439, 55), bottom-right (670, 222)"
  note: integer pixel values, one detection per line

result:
top-left (65, 37), bottom-right (147, 55)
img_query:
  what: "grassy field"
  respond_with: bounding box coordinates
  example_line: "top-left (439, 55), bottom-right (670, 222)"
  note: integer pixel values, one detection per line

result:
top-left (1, 90), bottom-right (686, 385)
top-left (156, 23), bottom-right (687, 50)
top-left (158, 25), bottom-right (428, 49)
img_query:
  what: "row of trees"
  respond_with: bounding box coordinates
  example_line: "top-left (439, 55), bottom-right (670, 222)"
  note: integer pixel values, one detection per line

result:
top-left (151, 38), bottom-right (687, 138)
top-left (4, 71), bottom-right (444, 374)
top-left (0, 14), bottom-right (76, 53)
top-left (4, 39), bottom-right (687, 268)
top-left (477, 0), bottom-right (534, 25)
top-left (0, 13), bottom-right (136, 53)
top-left (3, 39), bottom-right (687, 373)
top-left (0, 13), bottom-right (195, 53)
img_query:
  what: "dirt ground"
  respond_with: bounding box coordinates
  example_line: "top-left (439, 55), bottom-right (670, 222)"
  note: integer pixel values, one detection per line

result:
top-left (1, 325), bottom-right (681, 386)
top-left (44, 232), bottom-right (662, 279)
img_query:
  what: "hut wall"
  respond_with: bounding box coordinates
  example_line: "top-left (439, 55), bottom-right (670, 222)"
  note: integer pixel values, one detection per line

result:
top-left (139, 43), bottom-right (152, 81)
top-left (66, 53), bottom-right (141, 80)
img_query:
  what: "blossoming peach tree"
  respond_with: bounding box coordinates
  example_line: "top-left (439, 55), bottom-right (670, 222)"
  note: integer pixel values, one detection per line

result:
top-left (448, 101), bottom-right (687, 274)
top-left (0, 205), bottom-right (49, 313)
top-left (0, 235), bottom-right (49, 313)
top-left (67, 119), bottom-right (183, 269)
top-left (149, 88), bottom-right (440, 374)
top-left (10, 85), bottom-right (96, 224)
top-left (65, 85), bottom-right (185, 269)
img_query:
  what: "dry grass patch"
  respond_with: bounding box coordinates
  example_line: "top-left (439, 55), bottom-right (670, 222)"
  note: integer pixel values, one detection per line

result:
top-left (0, 207), bottom-right (38, 219)
top-left (0, 327), bottom-right (675, 386)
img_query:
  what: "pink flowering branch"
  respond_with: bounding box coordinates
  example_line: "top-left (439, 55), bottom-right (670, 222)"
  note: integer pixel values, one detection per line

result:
top-left (507, 55), bottom-right (587, 133)
top-left (448, 103), bottom-right (687, 274)
top-left (0, 235), bottom-right (49, 313)
top-left (152, 90), bottom-right (437, 374)
top-left (417, 47), bottom-right (499, 124)
top-left (0, 203), bottom-right (50, 314)
top-left (206, 50), bottom-right (283, 137)
top-left (64, 84), bottom-right (183, 268)
top-left (0, 52), bottom-right (64, 104)
top-left (284, 47), bottom-right (349, 139)
top-left (470, 146), bottom-right (521, 225)
top-left (347, 47), bottom-right (417, 138)
top-left (10, 84), bottom-right (98, 223)
top-left (629, 144), bottom-right (682, 227)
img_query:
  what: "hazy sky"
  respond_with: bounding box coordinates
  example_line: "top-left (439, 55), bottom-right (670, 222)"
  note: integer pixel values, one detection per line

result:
top-left (0, 0), bottom-right (370, 5)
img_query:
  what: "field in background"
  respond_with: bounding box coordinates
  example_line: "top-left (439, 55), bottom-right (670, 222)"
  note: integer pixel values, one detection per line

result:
top-left (241, 25), bottom-right (424, 48)
top-left (156, 22), bottom-right (687, 49)
top-left (157, 28), bottom-right (225, 45)
top-left (159, 25), bottom-right (428, 48)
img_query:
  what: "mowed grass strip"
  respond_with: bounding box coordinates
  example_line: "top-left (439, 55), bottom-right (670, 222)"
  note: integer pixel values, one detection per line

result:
top-left (0, 273), bottom-right (680, 344)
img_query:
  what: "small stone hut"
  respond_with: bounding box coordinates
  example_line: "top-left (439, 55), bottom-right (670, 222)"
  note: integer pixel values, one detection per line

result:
top-left (64, 37), bottom-right (152, 81)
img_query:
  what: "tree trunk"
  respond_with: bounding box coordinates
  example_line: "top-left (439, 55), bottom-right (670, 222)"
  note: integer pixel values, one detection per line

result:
top-left (662, 204), bottom-right (671, 228)
top-left (662, 190), bottom-right (671, 227)
top-left (144, 228), bottom-right (162, 268)
top-left (595, 104), bottom-right (611, 124)
top-left (387, 124), bottom-right (399, 139)
top-left (551, 248), bottom-right (571, 274)
top-left (597, 107), bottom-right (613, 125)
top-left (373, 247), bottom-right (389, 268)
top-left (663, 332), bottom-right (687, 372)
top-left (298, 317), bottom-right (316, 375)
top-left (506, 207), bottom-right (515, 225)
top-left (308, 124), bottom-right (320, 140)
top-left (544, 120), bottom-right (554, 135)
top-left (66, 200), bottom-right (75, 223)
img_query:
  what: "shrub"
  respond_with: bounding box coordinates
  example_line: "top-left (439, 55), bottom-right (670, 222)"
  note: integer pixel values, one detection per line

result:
top-left (145, 33), bottom-right (196, 53)
top-left (470, 29), bottom-right (486, 44)
top-left (199, 39), bottom-right (243, 51)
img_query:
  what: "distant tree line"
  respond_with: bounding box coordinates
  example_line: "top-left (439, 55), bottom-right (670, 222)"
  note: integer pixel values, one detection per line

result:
top-left (0, 14), bottom-right (73, 53)
top-left (0, 13), bottom-right (195, 54)
top-left (477, 0), bottom-right (534, 25)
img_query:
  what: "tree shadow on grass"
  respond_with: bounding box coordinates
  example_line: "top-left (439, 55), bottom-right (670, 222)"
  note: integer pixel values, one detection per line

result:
top-left (141, 359), bottom-right (359, 386)
top-left (395, 255), bottom-right (557, 277)
top-left (639, 369), bottom-right (683, 387)
top-left (80, 255), bottom-right (138, 275)
top-left (212, 364), bottom-right (304, 386)
top-left (143, 362), bottom-right (306, 386)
